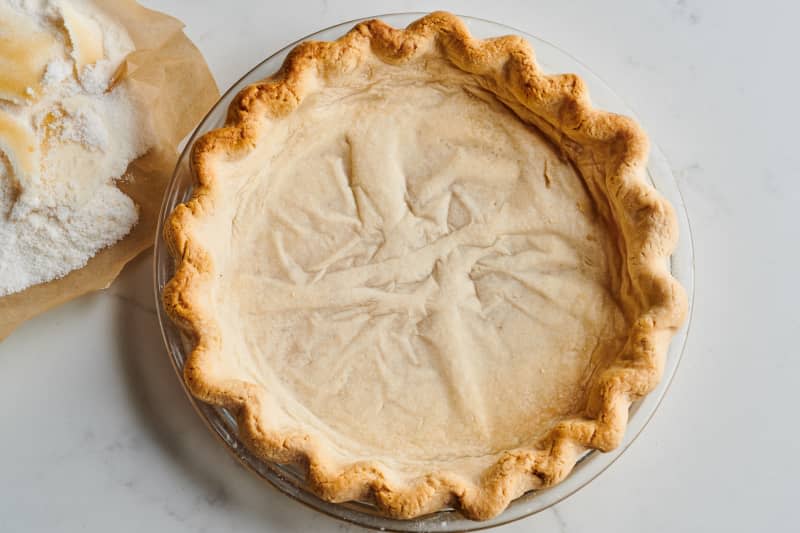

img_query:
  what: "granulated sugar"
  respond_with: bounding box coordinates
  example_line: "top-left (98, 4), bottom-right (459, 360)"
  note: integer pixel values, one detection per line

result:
top-left (0, 160), bottom-right (138, 293)
top-left (0, 0), bottom-right (151, 296)
top-left (42, 59), bottom-right (72, 87)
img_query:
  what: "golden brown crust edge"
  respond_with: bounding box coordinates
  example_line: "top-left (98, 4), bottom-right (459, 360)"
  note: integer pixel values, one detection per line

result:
top-left (163, 12), bottom-right (688, 520)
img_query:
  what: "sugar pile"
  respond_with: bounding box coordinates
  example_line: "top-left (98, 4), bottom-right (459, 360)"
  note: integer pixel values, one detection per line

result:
top-left (0, 0), bottom-right (152, 296)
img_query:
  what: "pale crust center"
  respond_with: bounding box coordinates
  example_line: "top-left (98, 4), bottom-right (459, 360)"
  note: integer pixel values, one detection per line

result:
top-left (214, 60), bottom-right (627, 475)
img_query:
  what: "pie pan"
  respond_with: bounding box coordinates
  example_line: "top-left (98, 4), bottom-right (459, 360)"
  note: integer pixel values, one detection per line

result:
top-left (153, 13), bottom-right (694, 532)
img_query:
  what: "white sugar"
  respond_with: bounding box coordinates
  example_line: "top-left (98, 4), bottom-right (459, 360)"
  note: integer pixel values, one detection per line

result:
top-left (43, 59), bottom-right (73, 87)
top-left (0, 0), bottom-right (150, 296)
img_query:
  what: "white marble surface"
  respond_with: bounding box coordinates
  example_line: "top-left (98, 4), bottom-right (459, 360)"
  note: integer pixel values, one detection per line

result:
top-left (2, 0), bottom-right (798, 531)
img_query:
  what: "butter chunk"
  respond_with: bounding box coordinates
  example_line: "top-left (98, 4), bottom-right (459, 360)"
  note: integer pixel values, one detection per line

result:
top-left (0, 110), bottom-right (41, 192)
top-left (0, 4), bottom-right (62, 103)
top-left (60, 2), bottom-right (105, 73)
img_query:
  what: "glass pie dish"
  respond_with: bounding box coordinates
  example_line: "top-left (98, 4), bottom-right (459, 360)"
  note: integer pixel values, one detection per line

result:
top-left (153, 12), bottom-right (694, 532)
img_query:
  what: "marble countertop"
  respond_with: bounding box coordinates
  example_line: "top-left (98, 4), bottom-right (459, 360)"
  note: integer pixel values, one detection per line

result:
top-left (2, 1), bottom-right (797, 531)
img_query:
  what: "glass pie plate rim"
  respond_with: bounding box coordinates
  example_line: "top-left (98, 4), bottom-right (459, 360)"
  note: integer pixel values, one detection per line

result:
top-left (153, 12), bottom-right (695, 532)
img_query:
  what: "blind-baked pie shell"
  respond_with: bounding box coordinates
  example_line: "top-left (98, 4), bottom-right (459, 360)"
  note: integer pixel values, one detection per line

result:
top-left (164, 12), bottom-right (687, 520)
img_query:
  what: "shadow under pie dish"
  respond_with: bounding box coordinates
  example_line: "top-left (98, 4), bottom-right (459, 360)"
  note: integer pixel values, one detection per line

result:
top-left (163, 11), bottom-right (688, 520)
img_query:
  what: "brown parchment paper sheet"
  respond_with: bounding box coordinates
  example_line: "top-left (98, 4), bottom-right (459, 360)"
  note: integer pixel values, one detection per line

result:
top-left (0, 0), bottom-right (219, 340)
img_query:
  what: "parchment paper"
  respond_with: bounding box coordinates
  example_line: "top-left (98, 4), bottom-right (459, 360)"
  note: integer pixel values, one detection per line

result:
top-left (0, 0), bottom-right (219, 340)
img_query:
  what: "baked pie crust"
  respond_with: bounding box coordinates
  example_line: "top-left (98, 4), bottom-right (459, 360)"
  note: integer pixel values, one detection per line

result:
top-left (164, 12), bottom-right (687, 520)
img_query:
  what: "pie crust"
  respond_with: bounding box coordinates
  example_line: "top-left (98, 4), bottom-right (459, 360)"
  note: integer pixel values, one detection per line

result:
top-left (164, 12), bottom-right (688, 520)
